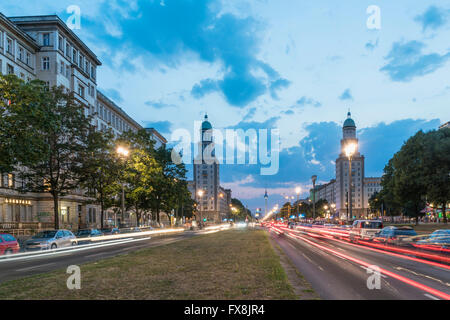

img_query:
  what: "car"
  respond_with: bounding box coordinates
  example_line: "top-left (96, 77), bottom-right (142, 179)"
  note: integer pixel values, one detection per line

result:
top-left (25, 230), bottom-right (76, 251)
top-left (372, 226), bottom-right (417, 245)
top-left (288, 222), bottom-right (296, 229)
top-left (75, 229), bottom-right (103, 244)
top-left (415, 229), bottom-right (450, 249)
top-left (349, 220), bottom-right (383, 241)
top-left (0, 233), bottom-right (20, 255)
top-left (100, 227), bottom-right (120, 235)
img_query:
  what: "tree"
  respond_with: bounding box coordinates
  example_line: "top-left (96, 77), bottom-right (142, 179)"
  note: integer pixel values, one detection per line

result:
top-left (148, 146), bottom-right (188, 225)
top-left (422, 128), bottom-right (450, 223)
top-left (230, 198), bottom-right (251, 221)
top-left (0, 75), bottom-right (49, 173)
top-left (17, 83), bottom-right (91, 230)
top-left (79, 129), bottom-right (121, 229)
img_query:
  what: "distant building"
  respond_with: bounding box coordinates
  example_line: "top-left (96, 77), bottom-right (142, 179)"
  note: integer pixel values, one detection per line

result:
top-left (191, 115), bottom-right (231, 222)
top-left (439, 121), bottom-right (449, 129)
top-left (310, 112), bottom-right (382, 219)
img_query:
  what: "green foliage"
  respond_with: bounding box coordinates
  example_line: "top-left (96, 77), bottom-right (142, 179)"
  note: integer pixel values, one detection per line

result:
top-left (230, 198), bottom-right (251, 221)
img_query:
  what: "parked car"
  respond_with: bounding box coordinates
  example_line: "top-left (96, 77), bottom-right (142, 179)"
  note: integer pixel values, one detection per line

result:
top-left (100, 227), bottom-right (120, 235)
top-left (0, 233), bottom-right (20, 255)
top-left (25, 230), bottom-right (76, 251)
top-left (372, 226), bottom-right (417, 245)
top-left (75, 229), bottom-right (103, 244)
top-left (415, 229), bottom-right (450, 249)
top-left (349, 220), bottom-right (383, 241)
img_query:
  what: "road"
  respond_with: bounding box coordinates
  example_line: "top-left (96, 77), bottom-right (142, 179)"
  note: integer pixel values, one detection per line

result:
top-left (269, 225), bottom-right (450, 300)
top-left (0, 230), bottom-right (204, 283)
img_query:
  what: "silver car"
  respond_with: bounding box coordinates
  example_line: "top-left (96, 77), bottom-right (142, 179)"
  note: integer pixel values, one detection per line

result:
top-left (25, 230), bottom-right (76, 251)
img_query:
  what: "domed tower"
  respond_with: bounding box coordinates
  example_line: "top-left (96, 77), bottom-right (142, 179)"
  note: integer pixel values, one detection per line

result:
top-left (335, 111), bottom-right (365, 220)
top-left (193, 114), bottom-right (222, 223)
top-left (340, 111), bottom-right (359, 156)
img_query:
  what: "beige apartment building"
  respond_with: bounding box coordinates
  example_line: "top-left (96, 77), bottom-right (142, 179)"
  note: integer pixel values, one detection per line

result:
top-left (0, 14), bottom-right (166, 233)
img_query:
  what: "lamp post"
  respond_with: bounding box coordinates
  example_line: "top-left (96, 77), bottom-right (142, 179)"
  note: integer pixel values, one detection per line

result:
top-left (311, 175), bottom-right (317, 220)
top-left (344, 142), bottom-right (356, 223)
top-left (116, 146), bottom-right (129, 228)
top-left (197, 189), bottom-right (204, 227)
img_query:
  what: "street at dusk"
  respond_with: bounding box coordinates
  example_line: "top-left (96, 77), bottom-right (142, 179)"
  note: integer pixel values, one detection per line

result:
top-left (0, 0), bottom-right (449, 315)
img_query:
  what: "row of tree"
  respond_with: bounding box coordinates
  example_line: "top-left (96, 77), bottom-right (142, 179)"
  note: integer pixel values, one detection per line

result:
top-left (0, 74), bottom-right (195, 229)
top-left (278, 199), bottom-right (329, 219)
top-left (369, 128), bottom-right (449, 224)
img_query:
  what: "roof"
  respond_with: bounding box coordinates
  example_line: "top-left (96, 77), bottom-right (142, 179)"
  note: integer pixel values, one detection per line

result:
top-left (202, 114), bottom-right (212, 130)
top-left (97, 91), bottom-right (142, 130)
top-left (8, 15), bottom-right (101, 65)
top-left (145, 128), bottom-right (167, 144)
top-left (343, 111), bottom-right (356, 128)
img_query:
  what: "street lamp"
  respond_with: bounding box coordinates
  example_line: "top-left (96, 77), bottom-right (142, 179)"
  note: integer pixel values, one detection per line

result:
top-left (197, 189), bottom-right (204, 226)
top-left (295, 187), bottom-right (301, 217)
top-left (311, 175), bottom-right (317, 220)
top-left (116, 146), bottom-right (129, 227)
top-left (344, 142), bottom-right (356, 223)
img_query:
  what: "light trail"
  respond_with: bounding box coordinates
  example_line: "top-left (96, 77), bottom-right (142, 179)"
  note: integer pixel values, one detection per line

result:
top-left (281, 229), bottom-right (450, 300)
top-left (278, 226), bottom-right (450, 270)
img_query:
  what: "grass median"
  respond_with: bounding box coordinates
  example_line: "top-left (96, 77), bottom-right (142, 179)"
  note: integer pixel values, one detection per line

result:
top-left (0, 229), bottom-right (301, 300)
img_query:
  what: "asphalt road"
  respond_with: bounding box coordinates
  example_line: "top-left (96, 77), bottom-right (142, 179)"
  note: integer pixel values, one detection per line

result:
top-left (270, 226), bottom-right (450, 300)
top-left (0, 231), bottom-right (202, 283)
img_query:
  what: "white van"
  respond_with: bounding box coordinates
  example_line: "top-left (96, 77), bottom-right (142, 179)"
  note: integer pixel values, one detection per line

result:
top-left (349, 220), bottom-right (383, 241)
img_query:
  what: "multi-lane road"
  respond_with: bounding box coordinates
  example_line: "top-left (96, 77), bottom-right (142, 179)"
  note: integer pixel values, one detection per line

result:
top-left (268, 224), bottom-right (450, 300)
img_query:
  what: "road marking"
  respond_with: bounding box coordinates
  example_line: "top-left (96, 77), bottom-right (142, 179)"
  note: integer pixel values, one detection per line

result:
top-left (318, 266), bottom-right (324, 271)
top-left (16, 262), bottom-right (55, 272)
top-left (424, 293), bottom-right (440, 300)
top-left (394, 267), bottom-right (450, 287)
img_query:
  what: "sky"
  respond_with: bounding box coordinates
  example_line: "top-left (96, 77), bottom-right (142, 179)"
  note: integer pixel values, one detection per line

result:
top-left (2, 0), bottom-right (449, 212)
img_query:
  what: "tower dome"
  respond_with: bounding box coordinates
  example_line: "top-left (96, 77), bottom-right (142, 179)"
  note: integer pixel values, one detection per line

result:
top-left (201, 114), bottom-right (212, 130)
top-left (343, 111), bottom-right (356, 128)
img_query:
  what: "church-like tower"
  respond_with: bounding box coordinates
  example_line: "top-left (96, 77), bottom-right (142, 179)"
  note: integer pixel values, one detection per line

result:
top-left (335, 112), bottom-right (365, 219)
top-left (193, 115), bottom-right (221, 222)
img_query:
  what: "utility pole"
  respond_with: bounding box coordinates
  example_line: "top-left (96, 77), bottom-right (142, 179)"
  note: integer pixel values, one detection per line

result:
top-left (311, 175), bottom-right (317, 220)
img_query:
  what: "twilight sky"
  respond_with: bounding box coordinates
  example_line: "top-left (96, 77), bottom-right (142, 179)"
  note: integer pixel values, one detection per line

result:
top-left (2, 0), bottom-right (449, 212)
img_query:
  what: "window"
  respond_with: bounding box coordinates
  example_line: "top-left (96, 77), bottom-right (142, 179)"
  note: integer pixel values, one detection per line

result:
top-left (6, 37), bottom-right (13, 54)
top-left (78, 84), bottom-right (85, 98)
top-left (26, 52), bottom-right (31, 66)
top-left (79, 55), bottom-right (84, 68)
top-left (0, 31), bottom-right (3, 48)
top-left (90, 66), bottom-right (95, 79)
top-left (66, 65), bottom-right (70, 78)
top-left (58, 35), bottom-right (63, 51)
top-left (0, 59), bottom-right (2, 74)
top-left (43, 33), bottom-right (50, 46)
top-left (72, 48), bottom-right (77, 63)
top-left (85, 61), bottom-right (89, 74)
top-left (42, 57), bottom-right (50, 70)
top-left (18, 47), bottom-right (23, 61)
top-left (66, 43), bottom-right (70, 57)
top-left (6, 64), bottom-right (14, 75)
top-left (60, 61), bottom-right (64, 74)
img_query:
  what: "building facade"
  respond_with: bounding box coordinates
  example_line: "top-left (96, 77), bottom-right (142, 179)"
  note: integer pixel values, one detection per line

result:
top-left (0, 13), bottom-right (165, 233)
top-left (191, 115), bottom-right (231, 222)
top-left (310, 112), bottom-right (382, 220)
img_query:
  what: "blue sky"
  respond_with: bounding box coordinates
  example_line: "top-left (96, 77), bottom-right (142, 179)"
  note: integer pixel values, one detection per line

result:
top-left (2, 0), bottom-right (449, 212)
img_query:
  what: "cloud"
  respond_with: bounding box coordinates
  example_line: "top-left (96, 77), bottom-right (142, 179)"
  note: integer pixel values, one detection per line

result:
top-left (142, 120), bottom-right (173, 134)
top-left (380, 40), bottom-right (450, 82)
top-left (296, 96), bottom-right (322, 108)
top-left (339, 89), bottom-right (353, 101)
top-left (101, 88), bottom-right (123, 103)
top-left (91, 0), bottom-right (288, 108)
top-left (414, 6), bottom-right (449, 32)
top-left (191, 79), bottom-right (220, 99)
top-left (144, 100), bottom-right (175, 109)
top-left (243, 107), bottom-right (257, 120)
top-left (269, 78), bottom-right (291, 100)
top-left (365, 39), bottom-right (379, 51)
